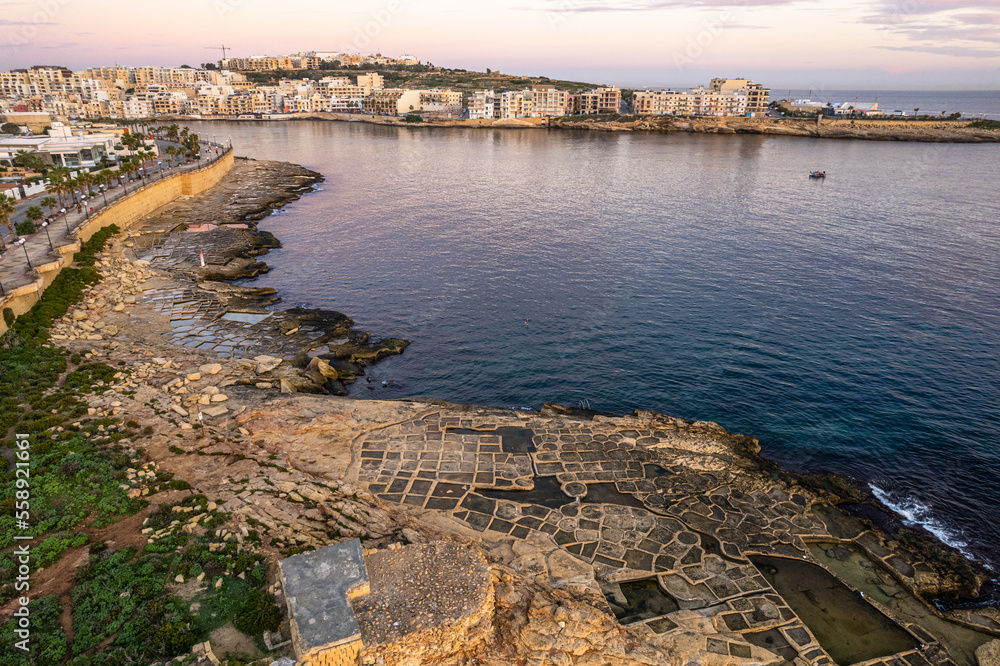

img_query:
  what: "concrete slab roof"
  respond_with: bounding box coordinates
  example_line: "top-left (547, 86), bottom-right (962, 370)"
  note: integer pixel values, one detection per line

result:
top-left (279, 538), bottom-right (368, 653)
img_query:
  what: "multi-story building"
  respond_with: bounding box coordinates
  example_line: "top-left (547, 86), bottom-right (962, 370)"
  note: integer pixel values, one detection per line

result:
top-left (571, 86), bottom-right (621, 115)
top-left (498, 91), bottom-right (520, 119)
top-left (356, 73), bottom-right (385, 94)
top-left (709, 78), bottom-right (769, 116)
top-left (530, 85), bottom-right (568, 117)
top-left (419, 89), bottom-right (463, 118)
top-left (633, 78), bottom-right (768, 117)
top-left (366, 89), bottom-right (407, 116)
top-left (468, 90), bottom-right (495, 120)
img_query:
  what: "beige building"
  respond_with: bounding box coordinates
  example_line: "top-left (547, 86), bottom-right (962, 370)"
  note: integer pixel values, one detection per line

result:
top-left (572, 87), bottom-right (621, 115)
top-left (709, 78), bottom-right (770, 116)
top-left (419, 89), bottom-right (462, 118)
top-left (530, 85), bottom-right (568, 117)
top-left (633, 79), bottom-right (769, 117)
top-left (356, 73), bottom-right (385, 93)
top-left (365, 89), bottom-right (421, 116)
top-left (498, 90), bottom-right (532, 119)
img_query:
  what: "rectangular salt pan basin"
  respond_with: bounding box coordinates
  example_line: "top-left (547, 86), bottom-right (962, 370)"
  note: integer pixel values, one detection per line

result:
top-left (221, 311), bottom-right (272, 324)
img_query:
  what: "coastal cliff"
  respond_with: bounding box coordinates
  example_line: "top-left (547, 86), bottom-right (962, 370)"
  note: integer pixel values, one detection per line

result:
top-left (1, 158), bottom-right (998, 666)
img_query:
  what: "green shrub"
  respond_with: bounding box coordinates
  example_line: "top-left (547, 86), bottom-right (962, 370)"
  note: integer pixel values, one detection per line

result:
top-left (233, 589), bottom-right (281, 635)
top-left (0, 596), bottom-right (67, 665)
top-left (15, 220), bottom-right (37, 236)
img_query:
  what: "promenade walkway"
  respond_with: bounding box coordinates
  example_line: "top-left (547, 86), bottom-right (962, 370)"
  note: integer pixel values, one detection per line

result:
top-left (0, 142), bottom-right (230, 298)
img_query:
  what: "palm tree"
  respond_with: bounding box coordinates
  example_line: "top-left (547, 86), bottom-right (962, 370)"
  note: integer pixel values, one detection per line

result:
top-left (164, 145), bottom-right (177, 167)
top-left (24, 206), bottom-right (43, 233)
top-left (41, 196), bottom-right (57, 219)
top-left (76, 172), bottom-right (92, 197)
top-left (64, 176), bottom-right (80, 206)
top-left (46, 167), bottom-right (66, 208)
top-left (0, 194), bottom-right (17, 243)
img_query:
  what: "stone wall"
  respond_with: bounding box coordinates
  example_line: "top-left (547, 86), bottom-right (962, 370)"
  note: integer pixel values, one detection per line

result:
top-left (303, 640), bottom-right (362, 666)
top-left (0, 149), bottom-right (234, 335)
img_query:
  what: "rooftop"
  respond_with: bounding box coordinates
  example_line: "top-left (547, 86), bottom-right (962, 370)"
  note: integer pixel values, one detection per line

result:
top-left (279, 538), bottom-right (369, 654)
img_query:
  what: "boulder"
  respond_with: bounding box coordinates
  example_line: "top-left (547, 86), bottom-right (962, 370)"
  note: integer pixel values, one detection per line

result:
top-left (978, 640), bottom-right (1000, 666)
top-left (254, 355), bottom-right (283, 374)
top-left (199, 363), bottom-right (223, 375)
top-left (307, 356), bottom-right (339, 380)
top-left (201, 405), bottom-right (229, 418)
top-left (280, 376), bottom-right (326, 395)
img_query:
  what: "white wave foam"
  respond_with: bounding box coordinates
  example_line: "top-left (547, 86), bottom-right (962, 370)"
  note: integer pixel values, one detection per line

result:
top-left (870, 485), bottom-right (973, 557)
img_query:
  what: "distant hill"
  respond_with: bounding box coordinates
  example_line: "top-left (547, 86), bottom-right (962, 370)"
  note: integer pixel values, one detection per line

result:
top-left (242, 65), bottom-right (600, 98)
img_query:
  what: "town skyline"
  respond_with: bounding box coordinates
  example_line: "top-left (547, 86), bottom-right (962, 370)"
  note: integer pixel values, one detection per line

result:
top-left (2, 0), bottom-right (998, 90)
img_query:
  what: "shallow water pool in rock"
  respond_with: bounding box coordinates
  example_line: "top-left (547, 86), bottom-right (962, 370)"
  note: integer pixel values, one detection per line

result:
top-left (808, 543), bottom-right (995, 666)
top-left (751, 555), bottom-right (919, 665)
top-left (221, 311), bottom-right (272, 324)
top-left (479, 476), bottom-right (572, 509)
top-left (604, 579), bottom-right (680, 625)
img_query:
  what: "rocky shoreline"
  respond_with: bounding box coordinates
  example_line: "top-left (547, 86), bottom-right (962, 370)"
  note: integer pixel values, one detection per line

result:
top-left (175, 113), bottom-right (1000, 143)
top-left (89, 157), bottom-right (410, 395)
top-left (4, 158), bottom-right (999, 666)
top-left (549, 115), bottom-right (1000, 143)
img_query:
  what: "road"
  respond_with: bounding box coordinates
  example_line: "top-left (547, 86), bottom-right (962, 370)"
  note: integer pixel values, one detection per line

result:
top-left (0, 141), bottom-right (229, 296)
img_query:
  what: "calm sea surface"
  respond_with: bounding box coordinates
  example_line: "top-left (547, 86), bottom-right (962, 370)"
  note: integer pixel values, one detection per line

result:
top-left (190, 120), bottom-right (1000, 572)
top-left (783, 90), bottom-right (1000, 119)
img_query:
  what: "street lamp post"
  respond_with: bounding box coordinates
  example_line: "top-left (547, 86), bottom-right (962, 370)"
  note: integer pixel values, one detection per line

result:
top-left (41, 221), bottom-right (53, 249)
top-left (100, 184), bottom-right (108, 206)
top-left (82, 196), bottom-right (90, 219)
top-left (18, 238), bottom-right (31, 269)
top-left (61, 208), bottom-right (69, 233)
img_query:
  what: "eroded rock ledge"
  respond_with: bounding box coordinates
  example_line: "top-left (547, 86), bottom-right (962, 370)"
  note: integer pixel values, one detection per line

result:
top-left (46, 257), bottom-right (1000, 665)
top-left (76, 158), bottom-right (410, 393)
top-left (27, 159), bottom-right (999, 666)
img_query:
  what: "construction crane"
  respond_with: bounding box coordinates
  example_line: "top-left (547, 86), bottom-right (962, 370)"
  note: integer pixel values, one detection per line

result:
top-left (204, 44), bottom-right (231, 62)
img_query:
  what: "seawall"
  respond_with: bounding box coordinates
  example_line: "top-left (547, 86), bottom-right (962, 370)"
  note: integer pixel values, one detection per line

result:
top-left (0, 148), bottom-right (235, 335)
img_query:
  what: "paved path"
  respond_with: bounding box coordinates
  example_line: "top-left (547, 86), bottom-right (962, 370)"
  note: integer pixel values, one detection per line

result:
top-left (0, 142), bottom-right (229, 297)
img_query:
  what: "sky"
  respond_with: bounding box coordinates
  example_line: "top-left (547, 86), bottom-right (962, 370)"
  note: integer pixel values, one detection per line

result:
top-left (2, 0), bottom-right (999, 89)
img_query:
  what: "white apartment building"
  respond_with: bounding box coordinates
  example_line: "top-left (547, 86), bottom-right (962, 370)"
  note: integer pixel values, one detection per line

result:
top-left (468, 90), bottom-right (495, 119)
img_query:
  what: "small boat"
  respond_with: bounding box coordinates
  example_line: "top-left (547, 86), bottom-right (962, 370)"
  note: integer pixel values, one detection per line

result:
top-left (809, 171), bottom-right (826, 178)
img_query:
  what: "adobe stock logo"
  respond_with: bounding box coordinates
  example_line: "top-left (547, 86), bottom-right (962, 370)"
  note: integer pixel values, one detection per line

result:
top-left (673, 10), bottom-right (737, 71)
top-left (213, 0), bottom-right (244, 20)
top-left (346, 0), bottom-right (404, 51)
top-left (5, 0), bottom-right (72, 47)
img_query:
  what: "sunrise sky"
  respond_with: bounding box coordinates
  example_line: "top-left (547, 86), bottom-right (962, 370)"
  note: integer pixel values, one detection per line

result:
top-left (2, 0), bottom-right (999, 89)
